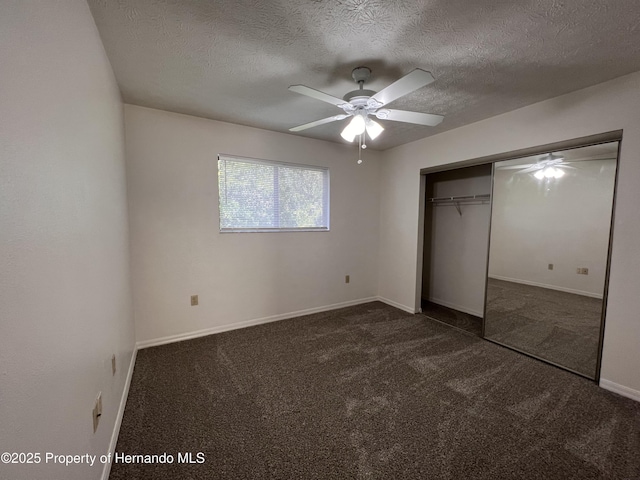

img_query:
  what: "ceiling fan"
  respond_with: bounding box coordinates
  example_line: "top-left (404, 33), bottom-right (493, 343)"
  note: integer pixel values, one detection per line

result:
top-left (288, 67), bottom-right (444, 144)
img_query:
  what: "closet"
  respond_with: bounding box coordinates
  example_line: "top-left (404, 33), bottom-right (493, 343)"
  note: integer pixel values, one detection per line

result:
top-left (419, 133), bottom-right (620, 381)
top-left (421, 164), bottom-right (492, 336)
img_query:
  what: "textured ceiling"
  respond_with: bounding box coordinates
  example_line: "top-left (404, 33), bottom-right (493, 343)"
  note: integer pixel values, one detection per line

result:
top-left (87, 0), bottom-right (640, 151)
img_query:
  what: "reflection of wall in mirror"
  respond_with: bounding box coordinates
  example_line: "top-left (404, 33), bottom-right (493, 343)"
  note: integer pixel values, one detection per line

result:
top-left (488, 159), bottom-right (616, 298)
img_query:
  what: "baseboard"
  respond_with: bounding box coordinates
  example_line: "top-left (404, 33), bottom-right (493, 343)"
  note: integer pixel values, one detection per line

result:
top-left (136, 297), bottom-right (379, 349)
top-left (425, 297), bottom-right (484, 317)
top-left (488, 274), bottom-right (603, 299)
top-left (599, 378), bottom-right (640, 403)
top-left (101, 346), bottom-right (138, 480)
top-left (375, 296), bottom-right (418, 314)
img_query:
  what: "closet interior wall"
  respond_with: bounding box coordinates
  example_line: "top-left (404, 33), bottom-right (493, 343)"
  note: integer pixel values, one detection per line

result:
top-left (422, 164), bottom-right (492, 320)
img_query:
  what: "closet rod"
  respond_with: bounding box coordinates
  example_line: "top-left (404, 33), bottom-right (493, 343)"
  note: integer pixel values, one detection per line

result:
top-left (427, 194), bottom-right (490, 216)
top-left (427, 194), bottom-right (490, 203)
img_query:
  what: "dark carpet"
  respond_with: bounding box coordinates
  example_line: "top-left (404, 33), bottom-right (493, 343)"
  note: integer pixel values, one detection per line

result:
top-left (421, 300), bottom-right (483, 336)
top-left (485, 278), bottom-right (603, 378)
top-left (110, 302), bottom-right (640, 480)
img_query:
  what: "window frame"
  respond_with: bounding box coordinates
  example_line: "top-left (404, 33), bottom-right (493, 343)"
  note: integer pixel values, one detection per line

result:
top-left (217, 154), bottom-right (330, 233)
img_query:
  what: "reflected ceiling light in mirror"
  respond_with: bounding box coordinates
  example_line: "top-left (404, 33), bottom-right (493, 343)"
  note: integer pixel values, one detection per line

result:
top-left (532, 153), bottom-right (566, 180)
top-left (534, 166), bottom-right (565, 180)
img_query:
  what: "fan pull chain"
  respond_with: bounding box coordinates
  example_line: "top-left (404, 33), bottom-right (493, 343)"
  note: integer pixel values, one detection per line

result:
top-left (357, 134), bottom-right (363, 164)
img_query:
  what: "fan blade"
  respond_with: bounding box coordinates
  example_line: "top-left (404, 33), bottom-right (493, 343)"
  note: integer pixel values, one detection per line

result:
top-left (377, 109), bottom-right (443, 126)
top-left (498, 164), bottom-right (534, 170)
top-left (371, 69), bottom-right (435, 106)
top-left (545, 159), bottom-right (564, 167)
top-left (516, 165), bottom-right (542, 174)
top-left (288, 85), bottom-right (347, 106)
top-left (289, 114), bottom-right (348, 132)
top-left (515, 161), bottom-right (571, 174)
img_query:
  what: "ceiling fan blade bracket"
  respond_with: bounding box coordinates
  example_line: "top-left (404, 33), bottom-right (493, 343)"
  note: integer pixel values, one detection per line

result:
top-left (366, 98), bottom-right (384, 110)
top-left (340, 104), bottom-right (356, 115)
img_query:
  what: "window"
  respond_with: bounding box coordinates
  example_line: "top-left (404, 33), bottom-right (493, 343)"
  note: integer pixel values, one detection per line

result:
top-left (218, 154), bottom-right (329, 232)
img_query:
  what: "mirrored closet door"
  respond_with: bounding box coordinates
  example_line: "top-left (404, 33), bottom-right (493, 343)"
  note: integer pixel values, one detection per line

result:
top-left (483, 142), bottom-right (619, 379)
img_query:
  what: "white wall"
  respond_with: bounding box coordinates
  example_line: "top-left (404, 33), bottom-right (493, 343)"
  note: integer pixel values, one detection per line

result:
top-left (378, 71), bottom-right (640, 396)
top-left (489, 159), bottom-right (617, 297)
top-left (424, 166), bottom-right (492, 316)
top-left (0, 2), bottom-right (134, 479)
top-left (125, 105), bottom-right (381, 344)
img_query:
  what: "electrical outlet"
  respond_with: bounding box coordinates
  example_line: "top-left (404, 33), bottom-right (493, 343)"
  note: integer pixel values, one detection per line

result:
top-left (345, 275), bottom-right (350, 284)
top-left (92, 393), bottom-right (102, 433)
top-left (191, 295), bottom-right (198, 306)
top-left (111, 354), bottom-right (116, 376)
top-left (576, 268), bottom-right (589, 275)
top-left (548, 264), bottom-right (554, 270)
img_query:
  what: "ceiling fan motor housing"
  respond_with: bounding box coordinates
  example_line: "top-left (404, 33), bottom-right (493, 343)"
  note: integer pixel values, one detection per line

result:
top-left (344, 67), bottom-right (376, 103)
top-left (343, 90), bottom-right (377, 103)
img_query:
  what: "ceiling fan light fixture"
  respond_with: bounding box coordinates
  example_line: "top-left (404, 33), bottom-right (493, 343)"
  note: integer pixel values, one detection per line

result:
top-left (365, 118), bottom-right (384, 140)
top-left (340, 127), bottom-right (357, 142)
top-left (340, 113), bottom-right (366, 142)
top-left (349, 114), bottom-right (366, 135)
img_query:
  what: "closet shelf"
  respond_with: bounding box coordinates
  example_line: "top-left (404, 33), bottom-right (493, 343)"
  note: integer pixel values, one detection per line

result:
top-left (427, 194), bottom-right (491, 216)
